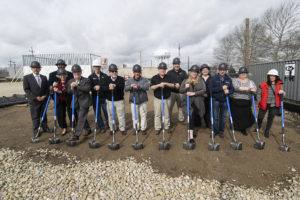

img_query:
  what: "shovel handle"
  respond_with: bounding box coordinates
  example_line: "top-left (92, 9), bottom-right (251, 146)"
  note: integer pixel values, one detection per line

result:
top-left (95, 92), bottom-right (99, 123)
top-left (226, 96), bottom-right (237, 142)
top-left (42, 95), bottom-right (51, 121)
top-left (280, 94), bottom-right (286, 145)
top-left (54, 92), bottom-right (57, 119)
top-left (111, 89), bottom-right (115, 126)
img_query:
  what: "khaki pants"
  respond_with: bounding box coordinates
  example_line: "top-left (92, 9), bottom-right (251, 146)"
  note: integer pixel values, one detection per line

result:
top-left (154, 97), bottom-right (171, 131)
top-left (169, 92), bottom-right (185, 122)
top-left (107, 100), bottom-right (126, 131)
top-left (130, 102), bottom-right (147, 131)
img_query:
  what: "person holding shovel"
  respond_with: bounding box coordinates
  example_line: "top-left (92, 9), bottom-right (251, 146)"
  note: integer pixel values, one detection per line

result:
top-left (231, 67), bottom-right (256, 136)
top-left (150, 62), bottom-right (175, 135)
top-left (67, 64), bottom-right (92, 141)
top-left (210, 63), bottom-right (234, 138)
top-left (125, 64), bottom-right (149, 135)
top-left (23, 61), bottom-right (52, 137)
top-left (256, 69), bottom-right (285, 138)
top-left (52, 68), bottom-right (71, 136)
top-left (88, 59), bottom-right (109, 133)
top-left (104, 64), bottom-right (126, 135)
top-left (180, 65), bottom-right (206, 143)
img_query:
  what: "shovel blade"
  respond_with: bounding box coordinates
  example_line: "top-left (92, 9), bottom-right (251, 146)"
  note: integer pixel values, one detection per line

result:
top-left (89, 141), bottom-right (100, 149)
top-left (279, 145), bottom-right (290, 152)
top-left (208, 143), bottom-right (220, 151)
top-left (108, 142), bottom-right (120, 150)
top-left (183, 141), bottom-right (195, 150)
top-left (254, 140), bottom-right (265, 150)
top-left (65, 139), bottom-right (77, 146)
top-left (158, 141), bottom-right (170, 150)
top-left (132, 142), bottom-right (144, 150)
top-left (230, 142), bottom-right (242, 150)
top-left (49, 137), bottom-right (60, 144)
top-left (31, 137), bottom-right (39, 143)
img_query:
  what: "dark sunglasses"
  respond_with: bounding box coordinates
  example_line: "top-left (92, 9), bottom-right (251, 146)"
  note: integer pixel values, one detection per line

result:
top-left (110, 71), bottom-right (118, 73)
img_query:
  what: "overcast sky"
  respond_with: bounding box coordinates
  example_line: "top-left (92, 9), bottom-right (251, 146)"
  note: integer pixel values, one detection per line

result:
top-left (0, 0), bottom-right (284, 69)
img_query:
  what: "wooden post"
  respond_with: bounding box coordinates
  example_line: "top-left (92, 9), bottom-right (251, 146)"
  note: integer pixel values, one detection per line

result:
top-left (245, 18), bottom-right (250, 68)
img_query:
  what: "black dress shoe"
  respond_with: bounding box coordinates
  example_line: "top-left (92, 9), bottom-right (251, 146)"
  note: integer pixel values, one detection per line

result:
top-left (34, 131), bottom-right (41, 137)
top-left (43, 127), bottom-right (53, 133)
top-left (241, 130), bottom-right (248, 136)
top-left (189, 139), bottom-right (195, 144)
top-left (264, 129), bottom-right (269, 138)
top-left (142, 130), bottom-right (147, 135)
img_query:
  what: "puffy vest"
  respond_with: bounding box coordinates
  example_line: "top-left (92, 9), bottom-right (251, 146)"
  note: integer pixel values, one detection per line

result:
top-left (258, 81), bottom-right (282, 110)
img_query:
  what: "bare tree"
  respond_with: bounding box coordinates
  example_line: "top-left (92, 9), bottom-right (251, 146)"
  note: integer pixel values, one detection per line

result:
top-left (262, 0), bottom-right (300, 61)
top-left (213, 34), bottom-right (235, 66)
top-left (233, 19), bottom-right (272, 65)
top-left (215, 19), bottom-right (270, 67)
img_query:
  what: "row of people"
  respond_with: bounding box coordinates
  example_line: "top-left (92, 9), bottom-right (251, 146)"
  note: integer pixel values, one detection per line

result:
top-left (23, 58), bottom-right (285, 144)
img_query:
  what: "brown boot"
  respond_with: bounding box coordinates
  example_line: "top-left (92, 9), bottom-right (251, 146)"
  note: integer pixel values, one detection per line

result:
top-left (155, 130), bottom-right (160, 135)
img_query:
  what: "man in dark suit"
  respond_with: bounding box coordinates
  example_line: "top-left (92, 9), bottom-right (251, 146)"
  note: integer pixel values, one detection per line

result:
top-left (49, 59), bottom-right (74, 126)
top-left (67, 64), bottom-right (92, 141)
top-left (23, 61), bottom-right (52, 136)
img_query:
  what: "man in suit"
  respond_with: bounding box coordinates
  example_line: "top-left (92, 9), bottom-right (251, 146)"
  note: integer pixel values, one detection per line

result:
top-left (23, 61), bottom-right (52, 136)
top-left (67, 64), bottom-right (92, 141)
top-left (49, 59), bottom-right (74, 126)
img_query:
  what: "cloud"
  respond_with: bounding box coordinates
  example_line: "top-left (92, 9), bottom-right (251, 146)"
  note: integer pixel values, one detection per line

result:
top-left (0, 0), bottom-right (284, 70)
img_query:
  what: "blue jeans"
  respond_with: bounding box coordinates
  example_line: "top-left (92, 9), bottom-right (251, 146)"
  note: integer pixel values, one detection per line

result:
top-left (213, 99), bottom-right (227, 134)
top-left (93, 97), bottom-right (109, 129)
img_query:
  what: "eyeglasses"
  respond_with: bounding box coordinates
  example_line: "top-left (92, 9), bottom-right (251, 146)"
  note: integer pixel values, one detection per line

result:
top-left (110, 71), bottom-right (118, 73)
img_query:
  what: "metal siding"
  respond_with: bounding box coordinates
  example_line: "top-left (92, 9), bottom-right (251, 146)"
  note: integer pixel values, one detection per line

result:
top-left (249, 59), bottom-right (300, 102)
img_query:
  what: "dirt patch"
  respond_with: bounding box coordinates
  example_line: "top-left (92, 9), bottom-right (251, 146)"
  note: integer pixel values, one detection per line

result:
top-left (0, 92), bottom-right (299, 189)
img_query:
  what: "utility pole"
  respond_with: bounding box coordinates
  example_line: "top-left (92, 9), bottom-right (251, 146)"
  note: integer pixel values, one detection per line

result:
top-left (13, 62), bottom-right (16, 75)
top-left (178, 43), bottom-right (181, 57)
top-left (29, 46), bottom-right (34, 56)
top-left (139, 51), bottom-right (142, 67)
top-left (245, 18), bottom-right (250, 68)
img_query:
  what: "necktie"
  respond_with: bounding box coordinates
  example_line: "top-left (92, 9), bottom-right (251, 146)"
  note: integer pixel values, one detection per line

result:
top-left (36, 75), bottom-right (41, 87)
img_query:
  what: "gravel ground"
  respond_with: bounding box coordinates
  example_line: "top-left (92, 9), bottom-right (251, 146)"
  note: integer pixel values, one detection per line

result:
top-left (0, 148), bottom-right (299, 199)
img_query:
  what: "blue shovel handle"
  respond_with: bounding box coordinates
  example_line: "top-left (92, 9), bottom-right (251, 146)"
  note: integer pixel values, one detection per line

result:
top-left (42, 95), bottom-right (51, 121)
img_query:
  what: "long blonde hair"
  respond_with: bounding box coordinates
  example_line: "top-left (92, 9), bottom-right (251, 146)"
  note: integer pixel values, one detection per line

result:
top-left (186, 71), bottom-right (199, 85)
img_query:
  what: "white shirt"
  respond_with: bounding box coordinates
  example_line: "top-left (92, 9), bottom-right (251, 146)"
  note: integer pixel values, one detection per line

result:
top-left (33, 73), bottom-right (41, 87)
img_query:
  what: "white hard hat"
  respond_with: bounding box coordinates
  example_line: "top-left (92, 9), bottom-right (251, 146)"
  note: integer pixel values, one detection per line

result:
top-left (92, 59), bottom-right (102, 67)
top-left (267, 69), bottom-right (279, 76)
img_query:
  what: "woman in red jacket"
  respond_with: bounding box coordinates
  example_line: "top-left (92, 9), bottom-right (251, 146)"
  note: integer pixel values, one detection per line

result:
top-left (257, 69), bottom-right (285, 138)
